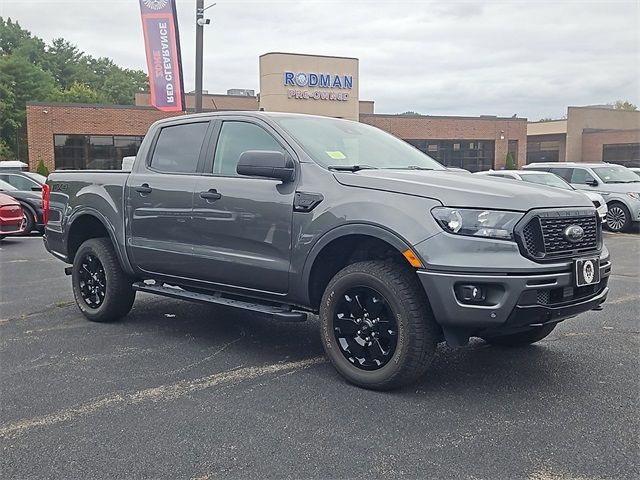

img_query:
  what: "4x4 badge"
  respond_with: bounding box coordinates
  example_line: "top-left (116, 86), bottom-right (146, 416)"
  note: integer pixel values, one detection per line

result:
top-left (564, 225), bottom-right (585, 243)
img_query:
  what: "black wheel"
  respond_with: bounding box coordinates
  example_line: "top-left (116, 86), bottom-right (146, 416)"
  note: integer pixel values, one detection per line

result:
top-left (21, 207), bottom-right (35, 233)
top-left (320, 260), bottom-right (438, 390)
top-left (605, 202), bottom-right (631, 232)
top-left (481, 323), bottom-right (556, 347)
top-left (72, 238), bottom-right (135, 322)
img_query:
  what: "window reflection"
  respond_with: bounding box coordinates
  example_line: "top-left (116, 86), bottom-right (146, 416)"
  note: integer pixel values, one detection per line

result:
top-left (53, 135), bottom-right (144, 170)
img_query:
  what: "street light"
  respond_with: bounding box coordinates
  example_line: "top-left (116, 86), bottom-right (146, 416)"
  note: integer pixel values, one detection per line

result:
top-left (195, 1), bottom-right (215, 113)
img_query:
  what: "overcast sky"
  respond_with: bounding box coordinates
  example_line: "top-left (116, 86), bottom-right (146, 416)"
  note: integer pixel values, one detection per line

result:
top-left (2, 0), bottom-right (638, 120)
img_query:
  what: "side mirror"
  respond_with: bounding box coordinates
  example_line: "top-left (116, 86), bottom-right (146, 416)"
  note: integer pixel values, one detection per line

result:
top-left (31, 186), bottom-right (43, 191)
top-left (586, 179), bottom-right (598, 187)
top-left (236, 150), bottom-right (295, 182)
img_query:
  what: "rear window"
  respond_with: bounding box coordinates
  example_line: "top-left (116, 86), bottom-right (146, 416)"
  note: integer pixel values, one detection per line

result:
top-left (150, 122), bottom-right (209, 173)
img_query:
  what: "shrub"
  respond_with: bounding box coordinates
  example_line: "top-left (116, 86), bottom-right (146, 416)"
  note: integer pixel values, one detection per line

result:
top-left (36, 159), bottom-right (50, 177)
top-left (505, 152), bottom-right (516, 170)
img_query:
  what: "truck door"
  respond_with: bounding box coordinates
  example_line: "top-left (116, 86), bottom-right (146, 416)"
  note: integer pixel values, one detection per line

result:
top-left (190, 119), bottom-right (295, 294)
top-left (126, 120), bottom-right (211, 277)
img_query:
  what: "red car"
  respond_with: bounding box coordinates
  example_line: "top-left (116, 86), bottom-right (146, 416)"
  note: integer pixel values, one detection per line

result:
top-left (0, 192), bottom-right (25, 239)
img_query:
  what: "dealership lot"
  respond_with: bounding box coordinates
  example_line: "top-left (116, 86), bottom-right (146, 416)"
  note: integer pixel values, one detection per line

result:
top-left (1, 234), bottom-right (638, 479)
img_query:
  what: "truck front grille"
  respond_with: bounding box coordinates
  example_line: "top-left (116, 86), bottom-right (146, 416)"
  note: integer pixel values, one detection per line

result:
top-left (519, 211), bottom-right (600, 261)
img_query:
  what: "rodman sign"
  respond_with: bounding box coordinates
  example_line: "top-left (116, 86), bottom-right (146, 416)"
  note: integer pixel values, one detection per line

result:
top-left (138, 0), bottom-right (185, 112)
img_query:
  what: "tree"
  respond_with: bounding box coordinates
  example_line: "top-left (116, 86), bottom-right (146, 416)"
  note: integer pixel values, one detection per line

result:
top-left (505, 151), bottom-right (516, 170)
top-left (399, 111), bottom-right (421, 116)
top-left (36, 159), bottom-right (50, 176)
top-left (612, 100), bottom-right (637, 111)
top-left (0, 17), bottom-right (149, 162)
top-left (52, 82), bottom-right (107, 104)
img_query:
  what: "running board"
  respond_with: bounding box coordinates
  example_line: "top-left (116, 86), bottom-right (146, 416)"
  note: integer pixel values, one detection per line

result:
top-left (132, 282), bottom-right (307, 322)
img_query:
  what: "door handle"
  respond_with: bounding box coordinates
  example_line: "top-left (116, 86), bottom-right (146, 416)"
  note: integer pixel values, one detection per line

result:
top-left (135, 183), bottom-right (152, 194)
top-left (200, 189), bottom-right (222, 201)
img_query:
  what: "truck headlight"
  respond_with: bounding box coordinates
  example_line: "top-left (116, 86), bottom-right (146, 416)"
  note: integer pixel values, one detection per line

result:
top-left (431, 207), bottom-right (523, 241)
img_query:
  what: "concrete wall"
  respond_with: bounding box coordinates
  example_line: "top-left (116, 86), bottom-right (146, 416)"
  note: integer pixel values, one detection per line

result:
top-left (360, 114), bottom-right (528, 169)
top-left (566, 107), bottom-right (640, 161)
top-left (259, 53), bottom-right (359, 121)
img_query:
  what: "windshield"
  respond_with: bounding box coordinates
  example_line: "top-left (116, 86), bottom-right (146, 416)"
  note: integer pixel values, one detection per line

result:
top-left (520, 173), bottom-right (572, 190)
top-left (274, 116), bottom-right (445, 170)
top-left (24, 172), bottom-right (47, 183)
top-left (592, 166), bottom-right (640, 184)
top-left (0, 179), bottom-right (17, 191)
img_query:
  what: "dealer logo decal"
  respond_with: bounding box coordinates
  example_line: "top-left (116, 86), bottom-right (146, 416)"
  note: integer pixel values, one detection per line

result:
top-left (583, 260), bottom-right (595, 284)
top-left (143, 0), bottom-right (168, 10)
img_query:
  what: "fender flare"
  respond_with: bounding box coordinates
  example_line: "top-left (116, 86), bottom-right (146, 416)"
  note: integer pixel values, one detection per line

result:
top-left (66, 208), bottom-right (134, 275)
top-left (298, 223), bottom-right (414, 304)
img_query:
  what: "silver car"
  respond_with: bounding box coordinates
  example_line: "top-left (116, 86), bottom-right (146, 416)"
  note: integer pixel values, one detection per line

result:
top-left (475, 170), bottom-right (608, 221)
top-left (524, 162), bottom-right (640, 232)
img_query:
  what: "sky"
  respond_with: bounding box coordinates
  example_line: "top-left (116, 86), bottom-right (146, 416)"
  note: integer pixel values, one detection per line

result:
top-left (1, 0), bottom-right (638, 121)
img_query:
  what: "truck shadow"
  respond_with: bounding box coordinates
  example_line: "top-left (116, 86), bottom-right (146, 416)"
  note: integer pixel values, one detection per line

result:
top-left (123, 294), bottom-right (585, 397)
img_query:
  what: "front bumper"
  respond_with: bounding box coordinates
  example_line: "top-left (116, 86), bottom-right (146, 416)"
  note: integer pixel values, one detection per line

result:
top-left (417, 260), bottom-right (611, 332)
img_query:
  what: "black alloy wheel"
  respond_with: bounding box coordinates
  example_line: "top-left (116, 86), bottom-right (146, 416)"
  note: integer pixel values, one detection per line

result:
top-left (78, 253), bottom-right (106, 308)
top-left (605, 203), bottom-right (630, 232)
top-left (333, 287), bottom-right (398, 370)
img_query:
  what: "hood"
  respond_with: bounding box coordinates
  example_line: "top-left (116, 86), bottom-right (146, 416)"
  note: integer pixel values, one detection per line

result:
top-left (0, 192), bottom-right (20, 207)
top-left (334, 170), bottom-right (592, 212)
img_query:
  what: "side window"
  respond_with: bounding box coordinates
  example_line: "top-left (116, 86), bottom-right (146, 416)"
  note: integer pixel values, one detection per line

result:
top-left (549, 168), bottom-right (572, 182)
top-left (570, 168), bottom-right (595, 184)
top-left (0, 174), bottom-right (36, 190)
top-left (212, 121), bottom-right (285, 176)
top-left (150, 122), bottom-right (209, 173)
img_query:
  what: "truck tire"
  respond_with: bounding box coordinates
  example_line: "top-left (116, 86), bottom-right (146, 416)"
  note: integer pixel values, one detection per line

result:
top-left (605, 202), bottom-right (631, 232)
top-left (71, 238), bottom-right (135, 322)
top-left (481, 323), bottom-right (556, 347)
top-left (319, 260), bottom-right (438, 390)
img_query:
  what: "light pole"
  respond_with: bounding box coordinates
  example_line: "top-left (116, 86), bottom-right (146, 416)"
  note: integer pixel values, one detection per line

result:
top-left (195, 1), bottom-right (215, 113)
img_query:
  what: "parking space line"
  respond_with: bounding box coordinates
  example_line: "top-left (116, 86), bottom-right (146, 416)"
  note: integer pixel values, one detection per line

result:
top-left (0, 356), bottom-right (325, 438)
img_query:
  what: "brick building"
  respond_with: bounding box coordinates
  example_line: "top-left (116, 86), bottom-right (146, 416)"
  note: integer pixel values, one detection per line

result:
top-left (527, 106), bottom-right (640, 167)
top-left (26, 52), bottom-right (527, 173)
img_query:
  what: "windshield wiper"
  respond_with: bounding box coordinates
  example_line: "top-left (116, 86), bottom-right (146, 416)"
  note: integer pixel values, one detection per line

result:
top-left (328, 164), bottom-right (378, 172)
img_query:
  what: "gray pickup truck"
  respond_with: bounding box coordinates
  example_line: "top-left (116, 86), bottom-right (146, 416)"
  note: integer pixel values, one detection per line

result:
top-left (43, 112), bottom-right (610, 390)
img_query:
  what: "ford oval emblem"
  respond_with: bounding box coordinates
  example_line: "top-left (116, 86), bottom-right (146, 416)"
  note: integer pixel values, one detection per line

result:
top-left (564, 225), bottom-right (585, 243)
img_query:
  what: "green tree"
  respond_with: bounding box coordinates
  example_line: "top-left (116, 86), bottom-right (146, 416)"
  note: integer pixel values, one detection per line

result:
top-left (612, 100), bottom-right (638, 111)
top-left (0, 17), bottom-right (150, 162)
top-left (505, 151), bottom-right (516, 170)
top-left (52, 82), bottom-right (107, 104)
top-left (36, 159), bottom-right (50, 176)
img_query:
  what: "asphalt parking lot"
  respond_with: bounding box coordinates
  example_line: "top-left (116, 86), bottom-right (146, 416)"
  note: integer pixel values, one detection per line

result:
top-left (1, 233), bottom-right (638, 479)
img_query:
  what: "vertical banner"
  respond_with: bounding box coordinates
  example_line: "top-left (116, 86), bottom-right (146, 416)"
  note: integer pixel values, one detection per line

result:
top-left (138, 0), bottom-right (185, 112)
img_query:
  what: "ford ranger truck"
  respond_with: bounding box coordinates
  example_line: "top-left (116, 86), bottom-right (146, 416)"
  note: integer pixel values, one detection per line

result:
top-left (43, 112), bottom-right (610, 390)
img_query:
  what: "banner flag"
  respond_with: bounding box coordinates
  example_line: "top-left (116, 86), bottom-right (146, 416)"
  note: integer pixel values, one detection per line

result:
top-left (138, 0), bottom-right (185, 112)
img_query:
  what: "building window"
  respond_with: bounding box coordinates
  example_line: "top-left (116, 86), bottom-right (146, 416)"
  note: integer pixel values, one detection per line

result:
top-left (54, 134), bottom-right (145, 170)
top-left (527, 140), bottom-right (560, 163)
top-left (602, 143), bottom-right (640, 168)
top-left (406, 139), bottom-right (495, 172)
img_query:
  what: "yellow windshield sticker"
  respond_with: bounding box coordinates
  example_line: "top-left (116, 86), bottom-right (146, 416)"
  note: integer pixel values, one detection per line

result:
top-left (326, 151), bottom-right (346, 160)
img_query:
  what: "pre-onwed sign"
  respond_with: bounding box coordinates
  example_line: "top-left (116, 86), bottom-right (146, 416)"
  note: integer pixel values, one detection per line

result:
top-left (284, 71), bottom-right (353, 101)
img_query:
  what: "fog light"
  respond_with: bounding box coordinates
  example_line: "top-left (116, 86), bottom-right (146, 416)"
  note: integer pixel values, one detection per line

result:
top-left (457, 284), bottom-right (486, 303)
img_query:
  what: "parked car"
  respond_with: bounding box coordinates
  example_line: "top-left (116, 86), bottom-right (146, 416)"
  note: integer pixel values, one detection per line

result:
top-left (0, 179), bottom-right (45, 233)
top-left (0, 171), bottom-right (47, 191)
top-left (475, 170), bottom-right (608, 220)
top-left (0, 192), bottom-right (25, 239)
top-left (523, 162), bottom-right (640, 232)
top-left (0, 160), bottom-right (29, 172)
top-left (43, 112), bottom-right (610, 390)
top-left (629, 167), bottom-right (640, 178)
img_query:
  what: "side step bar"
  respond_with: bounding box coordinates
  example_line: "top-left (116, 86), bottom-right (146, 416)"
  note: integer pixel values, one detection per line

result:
top-left (132, 281), bottom-right (307, 322)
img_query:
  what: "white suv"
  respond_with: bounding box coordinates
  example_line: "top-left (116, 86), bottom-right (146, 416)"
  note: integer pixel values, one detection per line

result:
top-left (524, 163), bottom-right (640, 232)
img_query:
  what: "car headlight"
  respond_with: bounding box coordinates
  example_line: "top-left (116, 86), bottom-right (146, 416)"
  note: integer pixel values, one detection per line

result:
top-left (627, 192), bottom-right (640, 200)
top-left (431, 207), bottom-right (523, 241)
